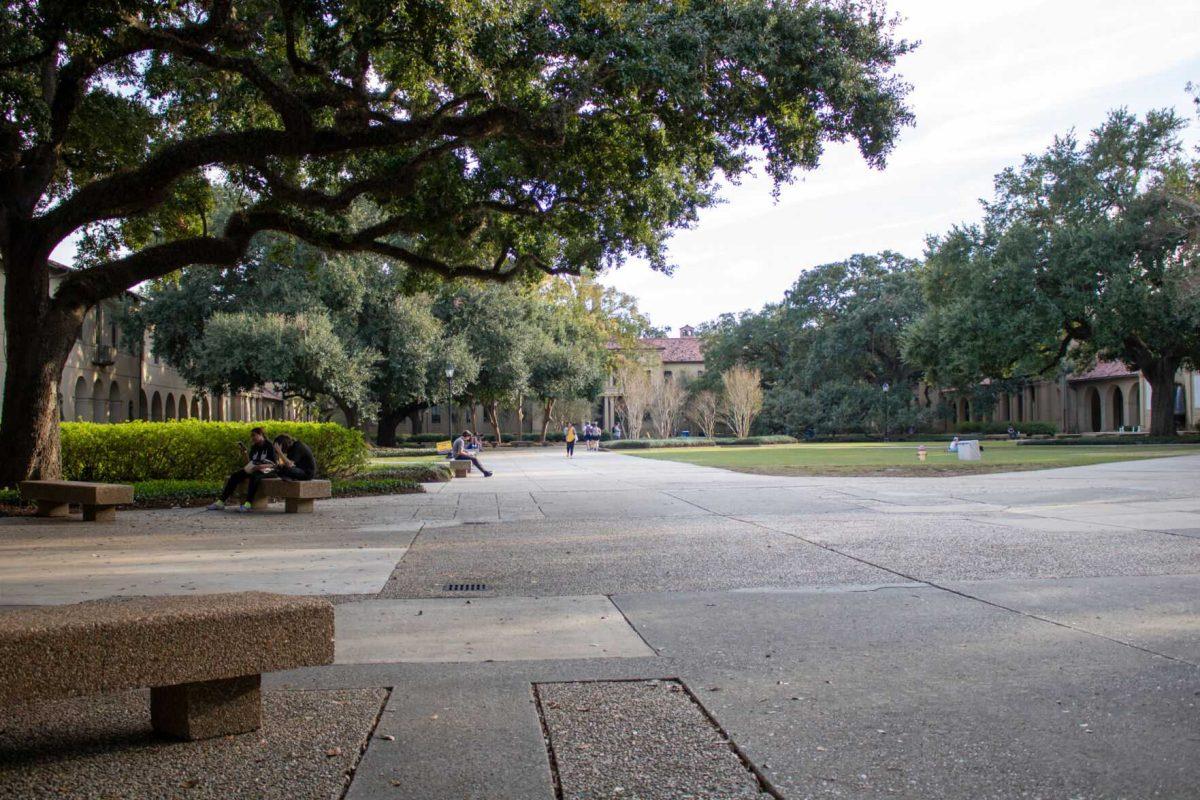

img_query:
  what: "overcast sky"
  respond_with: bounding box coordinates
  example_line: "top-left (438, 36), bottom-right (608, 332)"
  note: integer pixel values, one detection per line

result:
top-left (601, 0), bottom-right (1200, 333)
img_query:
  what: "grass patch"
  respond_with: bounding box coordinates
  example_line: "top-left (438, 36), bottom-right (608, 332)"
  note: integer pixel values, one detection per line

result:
top-left (625, 440), bottom-right (1200, 477)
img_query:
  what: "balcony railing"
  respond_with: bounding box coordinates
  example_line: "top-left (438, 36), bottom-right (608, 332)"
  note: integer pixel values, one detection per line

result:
top-left (91, 344), bottom-right (117, 367)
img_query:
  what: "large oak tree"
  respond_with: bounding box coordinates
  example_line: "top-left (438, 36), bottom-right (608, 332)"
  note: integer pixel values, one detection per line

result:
top-left (903, 108), bottom-right (1200, 436)
top-left (0, 0), bottom-right (912, 482)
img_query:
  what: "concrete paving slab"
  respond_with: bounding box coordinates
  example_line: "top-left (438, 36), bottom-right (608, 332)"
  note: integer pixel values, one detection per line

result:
top-left (665, 487), bottom-right (867, 516)
top-left (346, 679), bottom-right (553, 800)
top-left (0, 547), bottom-right (408, 604)
top-left (615, 587), bottom-right (1200, 798)
top-left (945, 574), bottom-right (1200, 664)
top-left (748, 512), bottom-right (1200, 582)
top-left (530, 490), bottom-right (712, 519)
top-left (0, 688), bottom-right (386, 800)
top-left (381, 516), bottom-right (893, 597)
top-left (538, 680), bottom-right (768, 800)
top-left (335, 596), bottom-right (655, 663)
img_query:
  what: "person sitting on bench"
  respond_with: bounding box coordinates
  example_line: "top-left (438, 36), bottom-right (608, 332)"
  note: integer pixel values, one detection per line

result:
top-left (209, 427), bottom-right (276, 512)
top-left (272, 434), bottom-right (316, 481)
top-left (452, 429), bottom-right (493, 477)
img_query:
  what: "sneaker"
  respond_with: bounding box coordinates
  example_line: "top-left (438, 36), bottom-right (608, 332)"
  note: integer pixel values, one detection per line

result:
top-left (238, 502), bottom-right (253, 513)
top-left (206, 501), bottom-right (225, 511)
top-left (483, 471), bottom-right (494, 478)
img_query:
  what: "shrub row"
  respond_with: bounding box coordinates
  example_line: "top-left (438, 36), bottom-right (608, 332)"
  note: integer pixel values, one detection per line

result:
top-left (604, 435), bottom-right (797, 450)
top-left (61, 421), bottom-right (367, 482)
top-left (371, 447), bottom-right (441, 457)
top-left (1017, 435), bottom-right (1200, 446)
top-left (366, 463), bottom-right (453, 483)
top-left (956, 421), bottom-right (1058, 436)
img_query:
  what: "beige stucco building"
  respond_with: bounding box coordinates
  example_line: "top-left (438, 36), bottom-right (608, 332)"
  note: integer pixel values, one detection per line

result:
top-left (600, 326), bottom-right (706, 432)
top-left (927, 360), bottom-right (1200, 433)
top-left (0, 262), bottom-right (298, 426)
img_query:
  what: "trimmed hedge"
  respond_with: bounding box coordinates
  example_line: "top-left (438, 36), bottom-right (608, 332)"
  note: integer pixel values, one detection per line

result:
top-left (605, 435), bottom-right (799, 450)
top-left (956, 421), bottom-right (1058, 436)
top-left (61, 421), bottom-right (367, 482)
top-left (371, 447), bottom-right (441, 458)
top-left (1017, 435), bottom-right (1200, 446)
top-left (366, 463), bottom-right (453, 483)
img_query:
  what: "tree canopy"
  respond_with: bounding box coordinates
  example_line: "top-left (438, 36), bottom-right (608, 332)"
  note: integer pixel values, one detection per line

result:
top-left (700, 251), bottom-right (926, 434)
top-left (902, 107), bottom-right (1200, 435)
top-left (0, 0), bottom-right (914, 482)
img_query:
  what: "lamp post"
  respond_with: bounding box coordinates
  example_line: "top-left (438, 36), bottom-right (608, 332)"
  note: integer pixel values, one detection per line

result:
top-left (445, 366), bottom-right (455, 440)
top-left (881, 382), bottom-right (890, 441)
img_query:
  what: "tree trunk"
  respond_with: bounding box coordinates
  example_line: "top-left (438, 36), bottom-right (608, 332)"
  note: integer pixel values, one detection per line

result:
top-left (375, 407), bottom-right (404, 447)
top-left (0, 253), bottom-right (83, 486)
top-left (540, 398), bottom-right (555, 444)
top-left (1144, 360), bottom-right (1180, 437)
top-left (487, 400), bottom-right (503, 446)
top-left (408, 408), bottom-right (424, 434)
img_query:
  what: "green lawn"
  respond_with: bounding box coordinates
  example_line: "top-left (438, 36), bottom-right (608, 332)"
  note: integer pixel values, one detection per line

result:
top-left (626, 440), bottom-right (1200, 477)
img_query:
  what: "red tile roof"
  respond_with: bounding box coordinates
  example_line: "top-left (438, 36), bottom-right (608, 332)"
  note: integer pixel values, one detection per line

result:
top-left (1069, 360), bottom-right (1138, 382)
top-left (607, 335), bottom-right (705, 363)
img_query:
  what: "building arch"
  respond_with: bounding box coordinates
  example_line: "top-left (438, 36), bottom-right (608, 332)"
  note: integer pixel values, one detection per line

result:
top-left (92, 377), bottom-right (106, 422)
top-left (151, 391), bottom-right (163, 421)
top-left (178, 394), bottom-right (189, 419)
top-left (1087, 387), bottom-right (1102, 432)
top-left (165, 393), bottom-right (176, 420)
top-left (139, 390), bottom-right (149, 420)
top-left (1109, 385), bottom-right (1124, 430)
top-left (201, 396), bottom-right (211, 420)
top-left (191, 397), bottom-right (200, 418)
top-left (73, 377), bottom-right (90, 422)
top-left (1127, 383), bottom-right (1140, 429)
top-left (109, 381), bottom-right (123, 423)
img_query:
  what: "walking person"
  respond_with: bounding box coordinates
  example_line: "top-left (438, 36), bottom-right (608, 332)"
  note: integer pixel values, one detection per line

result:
top-left (209, 427), bottom-right (276, 512)
top-left (452, 430), bottom-right (493, 476)
top-left (565, 422), bottom-right (577, 458)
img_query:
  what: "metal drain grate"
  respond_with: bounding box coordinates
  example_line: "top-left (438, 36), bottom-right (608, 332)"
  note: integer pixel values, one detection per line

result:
top-left (444, 583), bottom-right (488, 592)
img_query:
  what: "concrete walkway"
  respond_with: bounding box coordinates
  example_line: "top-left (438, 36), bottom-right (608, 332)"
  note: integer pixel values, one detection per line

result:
top-left (2, 449), bottom-right (1199, 798)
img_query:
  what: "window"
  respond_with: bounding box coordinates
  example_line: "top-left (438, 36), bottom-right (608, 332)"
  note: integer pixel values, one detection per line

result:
top-left (431, 406), bottom-right (442, 423)
top-left (664, 370), bottom-right (673, 381)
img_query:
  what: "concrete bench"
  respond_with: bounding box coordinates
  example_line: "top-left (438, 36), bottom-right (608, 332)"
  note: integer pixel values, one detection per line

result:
top-left (0, 592), bottom-right (333, 740)
top-left (239, 478), bottom-right (332, 513)
top-left (19, 480), bottom-right (134, 522)
top-left (449, 459), bottom-right (472, 478)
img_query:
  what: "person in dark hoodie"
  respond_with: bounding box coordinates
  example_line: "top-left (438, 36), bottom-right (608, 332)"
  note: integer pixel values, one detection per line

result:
top-left (271, 434), bottom-right (317, 481)
top-left (209, 427), bottom-right (277, 512)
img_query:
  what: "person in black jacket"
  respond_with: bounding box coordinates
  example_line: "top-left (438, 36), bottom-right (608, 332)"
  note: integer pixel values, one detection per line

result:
top-left (209, 427), bottom-right (277, 512)
top-left (272, 434), bottom-right (316, 481)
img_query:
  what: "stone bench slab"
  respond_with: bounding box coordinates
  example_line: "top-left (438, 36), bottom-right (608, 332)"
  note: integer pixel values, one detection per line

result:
top-left (0, 592), bottom-right (333, 739)
top-left (236, 478), bottom-right (332, 513)
top-left (19, 480), bottom-right (134, 521)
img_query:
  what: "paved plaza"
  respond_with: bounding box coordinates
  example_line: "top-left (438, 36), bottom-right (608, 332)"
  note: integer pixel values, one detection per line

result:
top-left (2, 449), bottom-right (1199, 798)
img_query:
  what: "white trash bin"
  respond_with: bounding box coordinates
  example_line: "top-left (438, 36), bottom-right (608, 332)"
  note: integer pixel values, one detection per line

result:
top-left (956, 439), bottom-right (981, 461)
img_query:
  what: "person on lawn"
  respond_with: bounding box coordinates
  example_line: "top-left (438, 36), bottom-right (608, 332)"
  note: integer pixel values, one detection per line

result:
top-left (453, 430), bottom-right (493, 477)
top-left (272, 434), bottom-right (317, 481)
top-left (209, 427), bottom-right (276, 512)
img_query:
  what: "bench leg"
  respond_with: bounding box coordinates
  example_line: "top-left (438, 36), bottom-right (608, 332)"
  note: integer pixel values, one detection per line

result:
top-left (82, 504), bottom-right (117, 522)
top-left (151, 674), bottom-right (262, 740)
top-left (284, 497), bottom-right (314, 513)
top-left (35, 500), bottom-right (70, 518)
top-left (250, 495), bottom-right (269, 511)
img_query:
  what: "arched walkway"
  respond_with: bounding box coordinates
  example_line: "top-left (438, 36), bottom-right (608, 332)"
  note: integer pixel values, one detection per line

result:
top-left (151, 391), bottom-right (163, 422)
top-left (109, 381), bottom-right (123, 423)
top-left (1110, 386), bottom-right (1124, 430)
top-left (165, 393), bottom-right (176, 420)
top-left (1087, 387), bottom-right (1102, 432)
top-left (73, 377), bottom-right (89, 422)
top-left (192, 397), bottom-right (201, 418)
top-left (92, 377), bottom-right (106, 422)
top-left (139, 390), bottom-right (149, 421)
top-left (201, 396), bottom-right (211, 420)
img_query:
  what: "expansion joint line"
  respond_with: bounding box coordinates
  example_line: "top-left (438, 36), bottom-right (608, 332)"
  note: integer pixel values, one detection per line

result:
top-left (660, 491), bottom-right (1200, 670)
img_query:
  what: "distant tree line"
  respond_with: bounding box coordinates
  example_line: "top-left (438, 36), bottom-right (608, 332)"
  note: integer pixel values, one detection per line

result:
top-left (701, 99), bottom-right (1200, 437)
